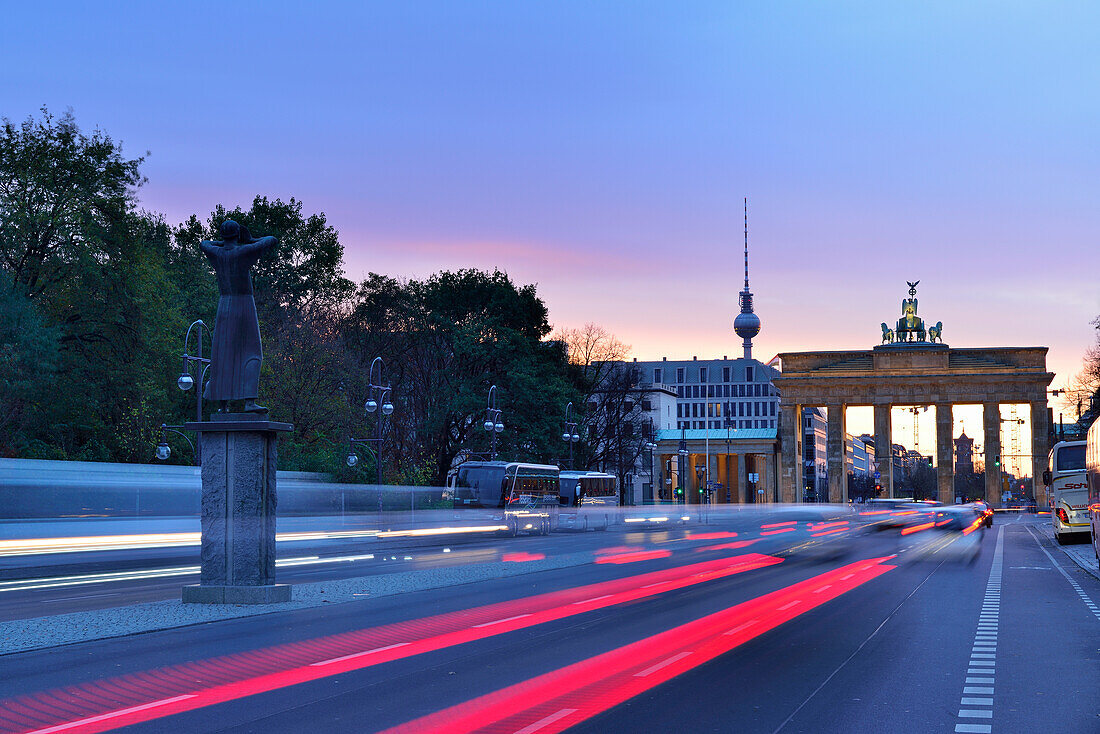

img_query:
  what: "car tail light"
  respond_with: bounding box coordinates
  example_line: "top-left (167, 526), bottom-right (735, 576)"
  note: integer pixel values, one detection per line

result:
top-left (1056, 508), bottom-right (1070, 524)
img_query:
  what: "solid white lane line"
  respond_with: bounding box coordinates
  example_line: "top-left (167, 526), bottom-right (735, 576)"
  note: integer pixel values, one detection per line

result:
top-left (572, 594), bottom-right (613, 605)
top-left (473, 614), bottom-right (531, 628)
top-left (29, 695), bottom-right (196, 734)
top-left (634, 651), bottom-right (693, 677)
top-left (310, 642), bottom-right (410, 666)
top-left (512, 708), bottom-right (578, 734)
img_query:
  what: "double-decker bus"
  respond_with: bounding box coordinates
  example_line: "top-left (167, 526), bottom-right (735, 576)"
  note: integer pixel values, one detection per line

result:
top-left (1045, 440), bottom-right (1090, 545)
top-left (556, 471), bottom-right (619, 531)
top-left (445, 461), bottom-right (560, 536)
top-left (1086, 425), bottom-right (1100, 562)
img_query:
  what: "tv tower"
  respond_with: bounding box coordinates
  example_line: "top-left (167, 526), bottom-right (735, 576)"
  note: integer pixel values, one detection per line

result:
top-left (733, 197), bottom-right (761, 359)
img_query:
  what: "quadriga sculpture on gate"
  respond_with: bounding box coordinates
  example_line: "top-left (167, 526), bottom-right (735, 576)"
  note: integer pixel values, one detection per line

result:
top-left (928, 321), bottom-right (943, 343)
top-left (881, 322), bottom-right (895, 344)
top-left (895, 281), bottom-right (926, 342)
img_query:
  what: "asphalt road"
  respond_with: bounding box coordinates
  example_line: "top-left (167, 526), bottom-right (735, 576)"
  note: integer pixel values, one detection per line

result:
top-left (1, 514), bottom-right (1097, 734)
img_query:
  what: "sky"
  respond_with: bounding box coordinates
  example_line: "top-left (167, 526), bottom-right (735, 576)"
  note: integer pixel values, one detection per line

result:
top-left (2, 1), bottom-right (1097, 432)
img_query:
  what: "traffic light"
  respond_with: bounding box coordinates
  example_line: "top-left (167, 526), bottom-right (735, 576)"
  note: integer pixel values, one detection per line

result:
top-left (927, 457), bottom-right (933, 467)
top-left (994, 455), bottom-right (1000, 467)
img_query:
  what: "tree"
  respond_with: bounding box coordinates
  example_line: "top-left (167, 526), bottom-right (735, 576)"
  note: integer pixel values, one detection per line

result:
top-left (0, 107), bottom-right (145, 300)
top-left (1063, 315), bottom-right (1100, 432)
top-left (347, 269), bottom-right (575, 486)
top-left (556, 324), bottom-right (651, 498)
top-left (0, 271), bottom-right (60, 456)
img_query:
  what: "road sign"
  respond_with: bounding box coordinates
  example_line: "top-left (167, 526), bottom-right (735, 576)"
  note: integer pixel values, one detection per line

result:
top-left (873, 471), bottom-right (881, 479)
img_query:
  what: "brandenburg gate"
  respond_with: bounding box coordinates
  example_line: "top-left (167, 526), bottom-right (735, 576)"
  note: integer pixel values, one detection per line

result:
top-left (772, 283), bottom-right (1054, 508)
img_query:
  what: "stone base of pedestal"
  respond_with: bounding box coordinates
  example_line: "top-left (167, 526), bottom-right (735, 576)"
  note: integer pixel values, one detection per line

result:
top-left (182, 413), bottom-right (294, 606)
top-left (182, 583), bottom-right (291, 604)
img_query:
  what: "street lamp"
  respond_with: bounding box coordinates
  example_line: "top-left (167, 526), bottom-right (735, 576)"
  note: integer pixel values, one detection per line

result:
top-left (562, 401), bottom-right (581, 469)
top-left (175, 319), bottom-right (211, 464)
top-left (677, 426), bottom-right (689, 503)
top-left (155, 423), bottom-right (195, 462)
top-left (486, 385), bottom-right (504, 460)
top-left (349, 357), bottom-right (395, 486)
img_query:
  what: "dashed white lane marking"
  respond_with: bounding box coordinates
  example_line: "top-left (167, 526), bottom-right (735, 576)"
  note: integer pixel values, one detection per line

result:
top-left (634, 651), bottom-right (693, 677)
top-left (30, 695), bottom-right (196, 733)
top-left (310, 642), bottom-right (410, 666)
top-left (473, 614), bottom-right (531, 628)
top-left (777, 600), bottom-right (801, 611)
top-left (1024, 525), bottom-right (1100, 623)
top-left (642, 581), bottom-right (667, 589)
top-left (512, 708), bottom-right (577, 734)
top-left (813, 584), bottom-right (833, 594)
top-left (723, 620), bottom-right (758, 635)
top-left (572, 594), bottom-right (613, 605)
top-left (955, 526), bottom-right (1002, 734)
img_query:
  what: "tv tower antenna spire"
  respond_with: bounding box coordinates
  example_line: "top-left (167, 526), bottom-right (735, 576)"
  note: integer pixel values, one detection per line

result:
top-left (733, 197), bottom-right (761, 359)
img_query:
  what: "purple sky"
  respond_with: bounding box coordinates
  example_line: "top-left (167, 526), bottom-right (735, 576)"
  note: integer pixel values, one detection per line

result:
top-left (3, 2), bottom-right (1097, 410)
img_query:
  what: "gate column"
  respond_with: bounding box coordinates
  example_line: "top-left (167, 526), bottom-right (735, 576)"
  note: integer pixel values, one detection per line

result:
top-left (873, 403), bottom-right (893, 498)
top-left (826, 403), bottom-right (847, 503)
top-left (779, 403), bottom-right (802, 502)
top-left (935, 403), bottom-right (954, 504)
top-left (984, 402), bottom-right (1002, 509)
top-left (1031, 399), bottom-right (1050, 507)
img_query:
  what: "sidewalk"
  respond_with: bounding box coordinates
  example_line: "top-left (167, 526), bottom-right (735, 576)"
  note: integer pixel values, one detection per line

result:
top-left (1034, 521), bottom-right (1100, 581)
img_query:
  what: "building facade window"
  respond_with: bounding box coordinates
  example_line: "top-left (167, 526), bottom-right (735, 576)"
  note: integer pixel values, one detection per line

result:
top-left (723, 366), bottom-right (730, 382)
top-left (677, 367), bottom-right (684, 383)
top-left (746, 366), bottom-right (754, 382)
top-left (699, 367), bottom-right (708, 383)
top-left (654, 368), bottom-right (662, 384)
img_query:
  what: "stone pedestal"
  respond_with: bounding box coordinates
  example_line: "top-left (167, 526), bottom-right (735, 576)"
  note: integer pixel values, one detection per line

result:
top-left (182, 413), bottom-right (293, 604)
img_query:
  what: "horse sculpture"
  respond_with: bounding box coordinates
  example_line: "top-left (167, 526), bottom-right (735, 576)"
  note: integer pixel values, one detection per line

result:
top-left (928, 321), bottom-right (943, 343)
top-left (881, 322), bottom-right (895, 344)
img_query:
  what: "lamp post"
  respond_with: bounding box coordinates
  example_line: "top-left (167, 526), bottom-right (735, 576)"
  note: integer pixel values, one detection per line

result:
top-left (724, 417), bottom-right (733, 502)
top-left (155, 423), bottom-right (196, 461)
top-left (642, 435), bottom-right (655, 506)
top-left (677, 426), bottom-right (688, 503)
top-left (347, 357), bottom-right (395, 486)
top-left (485, 385), bottom-right (504, 461)
top-left (176, 319), bottom-right (211, 464)
top-left (562, 401), bottom-right (581, 469)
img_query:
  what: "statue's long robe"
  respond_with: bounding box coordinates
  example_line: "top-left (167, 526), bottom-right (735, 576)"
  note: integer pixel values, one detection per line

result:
top-left (200, 237), bottom-right (276, 401)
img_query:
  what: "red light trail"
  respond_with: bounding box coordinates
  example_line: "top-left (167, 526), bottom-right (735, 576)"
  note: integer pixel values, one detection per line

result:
top-left (0, 554), bottom-right (780, 734)
top-left (382, 556), bottom-right (897, 734)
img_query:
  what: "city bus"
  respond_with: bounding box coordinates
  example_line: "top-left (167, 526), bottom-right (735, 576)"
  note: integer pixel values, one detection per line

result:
top-left (445, 461), bottom-right (560, 536)
top-left (1044, 440), bottom-right (1090, 545)
top-left (1087, 424), bottom-right (1100, 562)
top-left (556, 471), bottom-right (619, 531)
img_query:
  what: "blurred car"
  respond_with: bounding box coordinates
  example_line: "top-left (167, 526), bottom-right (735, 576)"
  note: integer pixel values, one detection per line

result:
top-left (932, 504), bottom-right (986, 534)
top-left (973, 500), bottom-right (993, 527)
top-left (858, 499), bottom-right (939, 532)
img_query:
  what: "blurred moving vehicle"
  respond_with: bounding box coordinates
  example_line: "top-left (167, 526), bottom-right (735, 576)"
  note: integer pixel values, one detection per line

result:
top-left (556, 471), bottom-right (618, 531)
top-left (974, 500), bottom-right (993, 528)
top-left (858, 499), bottom-right (939, 532)
top-left (1044, 440), bottom-right (1090, 544)
top-left (446, 461), bottom-right (561, 535)
top-left (1086, 424), bottom-right (1100, 562)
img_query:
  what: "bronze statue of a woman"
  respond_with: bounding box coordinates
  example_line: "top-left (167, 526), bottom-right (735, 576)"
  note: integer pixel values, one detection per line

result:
top-left (200, 220), bottom-right (277, 413)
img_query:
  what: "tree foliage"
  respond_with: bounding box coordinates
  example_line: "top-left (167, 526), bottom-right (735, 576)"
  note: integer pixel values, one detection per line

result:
top-left (0, 109), bottom-right (605, 482)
